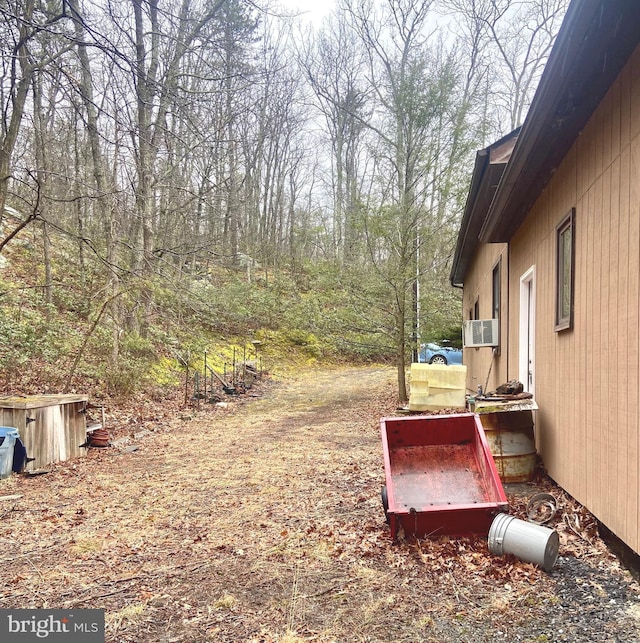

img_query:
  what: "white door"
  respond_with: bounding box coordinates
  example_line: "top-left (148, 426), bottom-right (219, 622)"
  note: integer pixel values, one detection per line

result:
top-left (519, 267), bottom-right (536, 395)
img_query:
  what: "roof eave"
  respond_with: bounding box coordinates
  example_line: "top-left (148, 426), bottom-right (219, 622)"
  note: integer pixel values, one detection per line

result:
top-left (450, 128), bottom-right (521, 287)
top-left (450, 149), bottom-right (489, 287)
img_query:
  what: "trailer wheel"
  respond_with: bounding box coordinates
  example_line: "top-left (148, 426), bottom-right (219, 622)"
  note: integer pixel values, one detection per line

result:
top-left (381, 485), bottom-right (390, 524)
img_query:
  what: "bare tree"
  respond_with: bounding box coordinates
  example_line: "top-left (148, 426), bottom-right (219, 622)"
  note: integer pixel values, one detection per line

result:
top-left (68, 0), bottom-right (122, 363)
top-left (301, 12), bottom-right (369, 262)
top-left (342, 0), bottom-right (451, 401)
top-left (445, 0), bottom-right (569, 131)
top-left (0, 0), bottom-right (69, 240)
top-left (0, 0), bottom-right (36, 228)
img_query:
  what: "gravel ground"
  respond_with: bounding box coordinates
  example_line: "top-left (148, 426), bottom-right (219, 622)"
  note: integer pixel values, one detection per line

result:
top-left (430, 481), bottom-right (640, 643)
top-left (549, 555), bottom-right (638, 641)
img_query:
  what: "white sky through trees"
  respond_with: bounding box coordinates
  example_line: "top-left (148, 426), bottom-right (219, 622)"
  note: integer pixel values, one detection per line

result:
top-left (278, 0), bottom-right (335, 26)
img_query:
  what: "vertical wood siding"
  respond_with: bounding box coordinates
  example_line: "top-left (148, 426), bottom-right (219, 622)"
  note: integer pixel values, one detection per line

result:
top-left (504, 43), bottom-right (640, 553)
top-left (462, 243), bottom-right (509, 394)
top-left (0, 397), bottom-right (88, 470)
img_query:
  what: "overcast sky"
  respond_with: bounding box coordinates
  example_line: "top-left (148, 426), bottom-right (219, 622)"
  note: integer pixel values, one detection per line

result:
top-left (277, 0), bottom-right (335, 26)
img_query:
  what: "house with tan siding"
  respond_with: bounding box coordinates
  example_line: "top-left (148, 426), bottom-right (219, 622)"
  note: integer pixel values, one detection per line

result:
top-left (450, 0), bottom-right (640, 557)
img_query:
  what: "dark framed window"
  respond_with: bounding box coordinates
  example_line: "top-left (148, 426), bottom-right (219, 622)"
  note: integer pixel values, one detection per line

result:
top-left (492, 260), bottom-right (501, 320)
top-left (473, 298), bottom-right (479, 321)
top-left (492, 260), bottom-right (501, 353)
top-left (555, 208), bottom-right (575, 331)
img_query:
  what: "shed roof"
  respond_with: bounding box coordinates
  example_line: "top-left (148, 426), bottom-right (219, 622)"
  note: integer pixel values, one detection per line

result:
top-left (0, 394), bottom-right (87, 410)
top-left (451, 0), bottom-right (640, 285)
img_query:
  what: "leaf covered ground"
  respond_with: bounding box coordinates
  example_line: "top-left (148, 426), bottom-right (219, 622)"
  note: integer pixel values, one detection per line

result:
top-left (1, 366), bottom-right (639, 642)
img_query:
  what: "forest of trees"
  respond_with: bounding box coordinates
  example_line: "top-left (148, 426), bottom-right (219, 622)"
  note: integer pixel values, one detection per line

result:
top-left (0, 0), bottom-right (568, 399)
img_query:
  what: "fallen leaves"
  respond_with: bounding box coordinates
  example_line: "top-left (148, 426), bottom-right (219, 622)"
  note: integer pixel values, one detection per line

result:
top-left (0, 367), bottom-right (637, 643)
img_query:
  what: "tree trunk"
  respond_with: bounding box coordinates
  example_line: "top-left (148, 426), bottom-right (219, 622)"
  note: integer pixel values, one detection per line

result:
top-left (0, 0), bottom-right (35, 231)
top-left (70, 0), bottom-right (121, 359)
top-left (396, 307), bottom-right (408, 403)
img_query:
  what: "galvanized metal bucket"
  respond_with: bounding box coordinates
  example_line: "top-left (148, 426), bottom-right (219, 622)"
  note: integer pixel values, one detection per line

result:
top-left (488, 513), bottom-right (559, 571)
top-left (0, 427), bottom-right (20, 479)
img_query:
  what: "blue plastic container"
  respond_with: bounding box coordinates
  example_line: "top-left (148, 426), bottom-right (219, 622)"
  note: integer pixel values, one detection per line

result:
top-left (0, 427), bottom-right (20, 479)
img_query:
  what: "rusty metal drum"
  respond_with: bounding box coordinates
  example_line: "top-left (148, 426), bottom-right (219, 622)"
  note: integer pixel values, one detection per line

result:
top-left (478, 410), bottom-right (536, 483)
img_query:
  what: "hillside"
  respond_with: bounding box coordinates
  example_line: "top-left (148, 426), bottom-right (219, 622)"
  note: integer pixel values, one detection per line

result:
top-left (0, 218), bottom-right (394, 405)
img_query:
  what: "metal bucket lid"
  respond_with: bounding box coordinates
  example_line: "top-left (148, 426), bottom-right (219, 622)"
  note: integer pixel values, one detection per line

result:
top-left (488, 512), bottom-right (515, 555)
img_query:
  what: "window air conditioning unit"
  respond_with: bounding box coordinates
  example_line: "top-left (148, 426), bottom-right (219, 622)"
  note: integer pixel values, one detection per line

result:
top-left (463, 319), bottom-right (499, 348)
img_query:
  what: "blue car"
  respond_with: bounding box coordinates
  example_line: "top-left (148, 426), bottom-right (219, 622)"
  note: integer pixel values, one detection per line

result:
top-left (418, 342), bottom-right (463, 365)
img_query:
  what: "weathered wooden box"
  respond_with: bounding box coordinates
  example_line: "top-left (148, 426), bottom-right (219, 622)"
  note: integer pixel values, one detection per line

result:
top-left (0, 395), bottom-right (88, 470)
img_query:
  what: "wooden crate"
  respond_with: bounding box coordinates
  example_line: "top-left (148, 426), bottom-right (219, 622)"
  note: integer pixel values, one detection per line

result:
top-left (0, 395), bottom-right (88, 470)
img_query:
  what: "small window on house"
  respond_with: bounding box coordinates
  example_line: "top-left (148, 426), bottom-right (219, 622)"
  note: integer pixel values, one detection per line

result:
top-left (473, 298), bottom-right (479, 321)
top-left (492, 261), bottom-right (500, 320)
top-left (492, 261), bottom-right (501, 353)
top-left (555, 208), bottom-right (575, 331)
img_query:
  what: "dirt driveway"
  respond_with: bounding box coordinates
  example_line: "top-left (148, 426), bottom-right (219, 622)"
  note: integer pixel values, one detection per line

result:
top-left (1, 366), bottom-right (639, 642)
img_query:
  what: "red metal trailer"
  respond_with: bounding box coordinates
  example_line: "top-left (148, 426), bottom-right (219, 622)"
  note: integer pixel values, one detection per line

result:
top-left (380, 413), bottom-right (508, 539)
